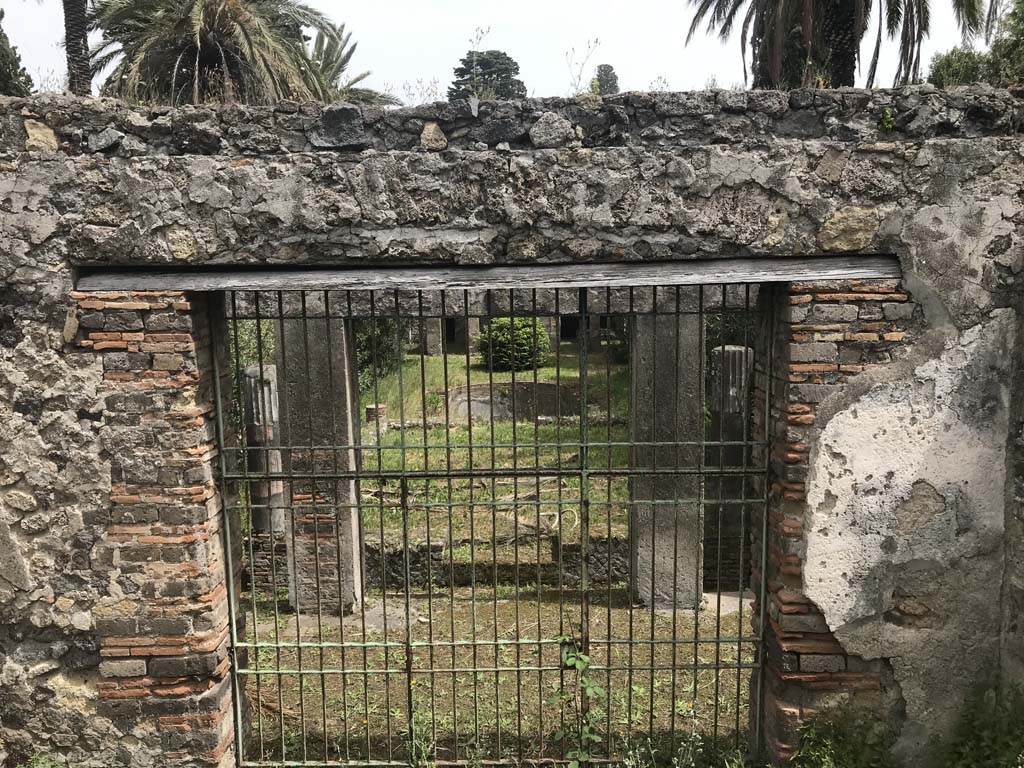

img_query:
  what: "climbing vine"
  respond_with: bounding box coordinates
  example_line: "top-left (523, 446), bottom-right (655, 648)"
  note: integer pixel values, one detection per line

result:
top-left (552, 632), bottom-right (606, 768)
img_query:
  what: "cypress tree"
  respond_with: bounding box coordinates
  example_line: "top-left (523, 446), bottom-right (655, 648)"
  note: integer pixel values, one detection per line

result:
top-left (0, 10), bottom-right (33, 97)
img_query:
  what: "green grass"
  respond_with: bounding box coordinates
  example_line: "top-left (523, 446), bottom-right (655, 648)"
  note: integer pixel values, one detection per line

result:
top-left (359, 344), bottom-right (630, 425)
top-left (237, 337), bottom-right (758, 767)
top-left (351, 344), bottom-right (634, 541)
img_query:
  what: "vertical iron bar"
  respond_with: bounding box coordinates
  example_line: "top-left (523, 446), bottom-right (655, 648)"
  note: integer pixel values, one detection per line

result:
top-left (508, 288), bottom-right (524, 763)
top-left (486, 289), bottom-right (501, 756)
top-left (669, 285), bottom-right (683, 755)
top-left (323, 290), bottom-right (351, 762)
top-left (463, 293), bottom-right (481, 758)
top-left (555, 289), bottom-right (566, 761)
top-left (578, 287), bottom-right (591, 765)
top-left (298, 291), bottom-right (330, 761)
top-left (249, 295), bottom-right (271, 761)
top-left (735, 284), bottom-right (752, 748)
top-left (713, 285), bottom-right (728, 750)
top-left (692, 285), bottom-right (705, 726)
top-left (401, 476), bottom-right (415, 762)
top-left (647, 286), bottom-right (658, 740)
top-left (275, 290), bottom-right (304, 765)
top-left (367, 290), bottom-right (393, 762)
top-left (348, 289), bottom-right (373, 763)
top-left (459, 289), bottom-right (475, 758)
top-left (753, 287), bottom-right (776, 758)
top-left (603, 287), bottom-right (614, 760)
top-left (394, 290), bottom-right (415, 763)
top-left (625, 286), bottom-right (636, 743)
top-left (210, 294), bottom-right (247, 767)
top-left (294, 294), bottom-right (310, 763)
top-left (416, 293), bottom-right (438, 754)
top-left (532, 289), bottom-right (544, 758)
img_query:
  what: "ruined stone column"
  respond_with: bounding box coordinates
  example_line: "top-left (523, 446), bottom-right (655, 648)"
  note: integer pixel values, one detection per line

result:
top-left (629, 311), bottom-right (703, 609)
top-left (419, 318), bottom-right (443, 356)
top-left (445, 317), bottom-right (483, 354)
top-left (276, 307), bottom-right (362, 615)
top-left (242, 364), bottom-right (285, 534)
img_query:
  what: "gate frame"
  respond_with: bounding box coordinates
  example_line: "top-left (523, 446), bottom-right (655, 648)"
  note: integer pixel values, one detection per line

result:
top-left (71, 256), bottom-right (907, 768)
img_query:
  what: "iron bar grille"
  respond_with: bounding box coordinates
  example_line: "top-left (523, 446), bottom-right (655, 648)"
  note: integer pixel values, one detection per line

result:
top-left (211, 283), bottom-right (774, 768)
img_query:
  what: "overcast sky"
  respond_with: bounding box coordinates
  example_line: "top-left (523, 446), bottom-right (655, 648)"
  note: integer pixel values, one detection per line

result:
top-left (3, 0), bottom-right (971, 99)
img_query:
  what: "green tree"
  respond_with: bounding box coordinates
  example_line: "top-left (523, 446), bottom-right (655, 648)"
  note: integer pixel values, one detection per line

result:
top-left (686, 0), bottom-right (990, 88)
top-left (89, 0), bottom-right (339, 105)
top-left (354, 319), bottom-right (407, 393)
top-left (0, 10), bottom-right (33, 96)
top-left (476, 318), bottom-right (550, 372)
top-left (986, 0), bottom-right (1024, 85)
top-left (927, 0), bottom-right (1024, 87)
top-left (448, 49), bottom-right (527, 101)
top-left (927, 46), bottom-right (991, 86)
top-left (308, 22), bottom-right (398, 105)
top-left (590, 63), bottom-right (619, 95)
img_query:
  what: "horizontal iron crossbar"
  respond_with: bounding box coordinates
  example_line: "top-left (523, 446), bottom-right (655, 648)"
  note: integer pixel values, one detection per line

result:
top-left (210, 279), bottom-right (781, 768)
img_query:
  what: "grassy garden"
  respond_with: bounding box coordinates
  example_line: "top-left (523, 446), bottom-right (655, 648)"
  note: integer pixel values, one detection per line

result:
top-left (232, 316), bottom-right (759, 767)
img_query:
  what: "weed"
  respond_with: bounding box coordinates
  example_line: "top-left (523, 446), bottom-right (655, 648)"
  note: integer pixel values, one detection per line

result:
top-left (620, 730), bottom-right (750, 768)
top-left (790, 707), bottom-right (896, 768)
top-left (880, 107), bottom-right (895, 132)
top-left (944, 689), bottom-right (1024, 768)
top-left (17, 757), bottom-right (63, 768)
top-left (552, 629), bottom-right (606, 768)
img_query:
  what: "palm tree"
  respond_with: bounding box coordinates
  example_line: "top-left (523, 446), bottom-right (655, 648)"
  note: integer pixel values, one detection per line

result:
top-left (886, 0), bottom-right (985, 84)
top-left (687, 0), bottom-right (988, 88)
top-left (308, 22), bottom-right (398, 104)
top-left (89, 0), bottom-right (339, 105)
top-left (64, 0), bottom-right (90, 94)
top-left (23, 0), bottom-right (88, 94)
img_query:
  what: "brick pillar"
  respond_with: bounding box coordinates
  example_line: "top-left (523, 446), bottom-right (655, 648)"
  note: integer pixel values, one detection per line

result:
top-left (70, 290), bottom-right (237, 767)
top-left (753, 280), bottom-right (916, 763)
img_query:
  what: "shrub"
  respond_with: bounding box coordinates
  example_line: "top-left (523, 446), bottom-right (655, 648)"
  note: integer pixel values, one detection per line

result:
top-left (476, 317), bottom-right (551, 372)
top-left (790, 708), bottom-right (896, 768)
top-left (944, 689), bottom-right (1024, 768)
top-left (927, 47), bottom-right (992, 88)
top-left (354, 318), bottom-right (407, 393)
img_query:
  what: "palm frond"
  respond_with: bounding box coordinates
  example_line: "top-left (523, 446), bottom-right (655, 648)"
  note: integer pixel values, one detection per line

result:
top-left (307, 21), bottom-right (392, 104)
top-left (89, 0), bottom-right (338, 104)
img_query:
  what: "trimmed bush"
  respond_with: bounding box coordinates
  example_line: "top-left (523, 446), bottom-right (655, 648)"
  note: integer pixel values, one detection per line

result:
top-left (476, 317), bottom-right (551, 371)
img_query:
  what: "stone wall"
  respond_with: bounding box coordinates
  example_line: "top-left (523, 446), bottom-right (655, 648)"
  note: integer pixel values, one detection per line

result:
top-left (2, 87), bottom-right (1020, 158)
top-left (0, 289), bottom-right (234, 766)
top-left (1, 88), bottom-right (1022, 270)
top-left (754, 279), bottom-right (925, 760)
top-left (1, 87), bottom-right (1022, 767)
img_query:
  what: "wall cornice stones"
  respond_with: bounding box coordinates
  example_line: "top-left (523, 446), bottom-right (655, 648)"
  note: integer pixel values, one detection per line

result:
top-left (0, 86), bottom-right (1021, 158)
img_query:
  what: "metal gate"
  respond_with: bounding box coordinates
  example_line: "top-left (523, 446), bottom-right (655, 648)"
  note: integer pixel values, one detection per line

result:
top-left (211, 280), bottom-right (773, 767)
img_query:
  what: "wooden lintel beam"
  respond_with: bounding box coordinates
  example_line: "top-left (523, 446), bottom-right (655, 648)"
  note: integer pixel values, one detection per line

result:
top-left (76, 256), bottom-right (901, 293)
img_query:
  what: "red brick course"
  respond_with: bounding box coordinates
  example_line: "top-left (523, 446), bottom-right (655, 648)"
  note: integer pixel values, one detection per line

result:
top-left (72, 290), bottom-right (236, 767)
top-left (755, 279), bottom-right (917, 763)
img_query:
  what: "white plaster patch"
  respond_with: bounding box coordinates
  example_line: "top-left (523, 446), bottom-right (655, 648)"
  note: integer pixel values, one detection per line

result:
top-left (803, 310), bottom-right (1015, 757)
top-left (805, 311), bottom-right (1013, 647)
